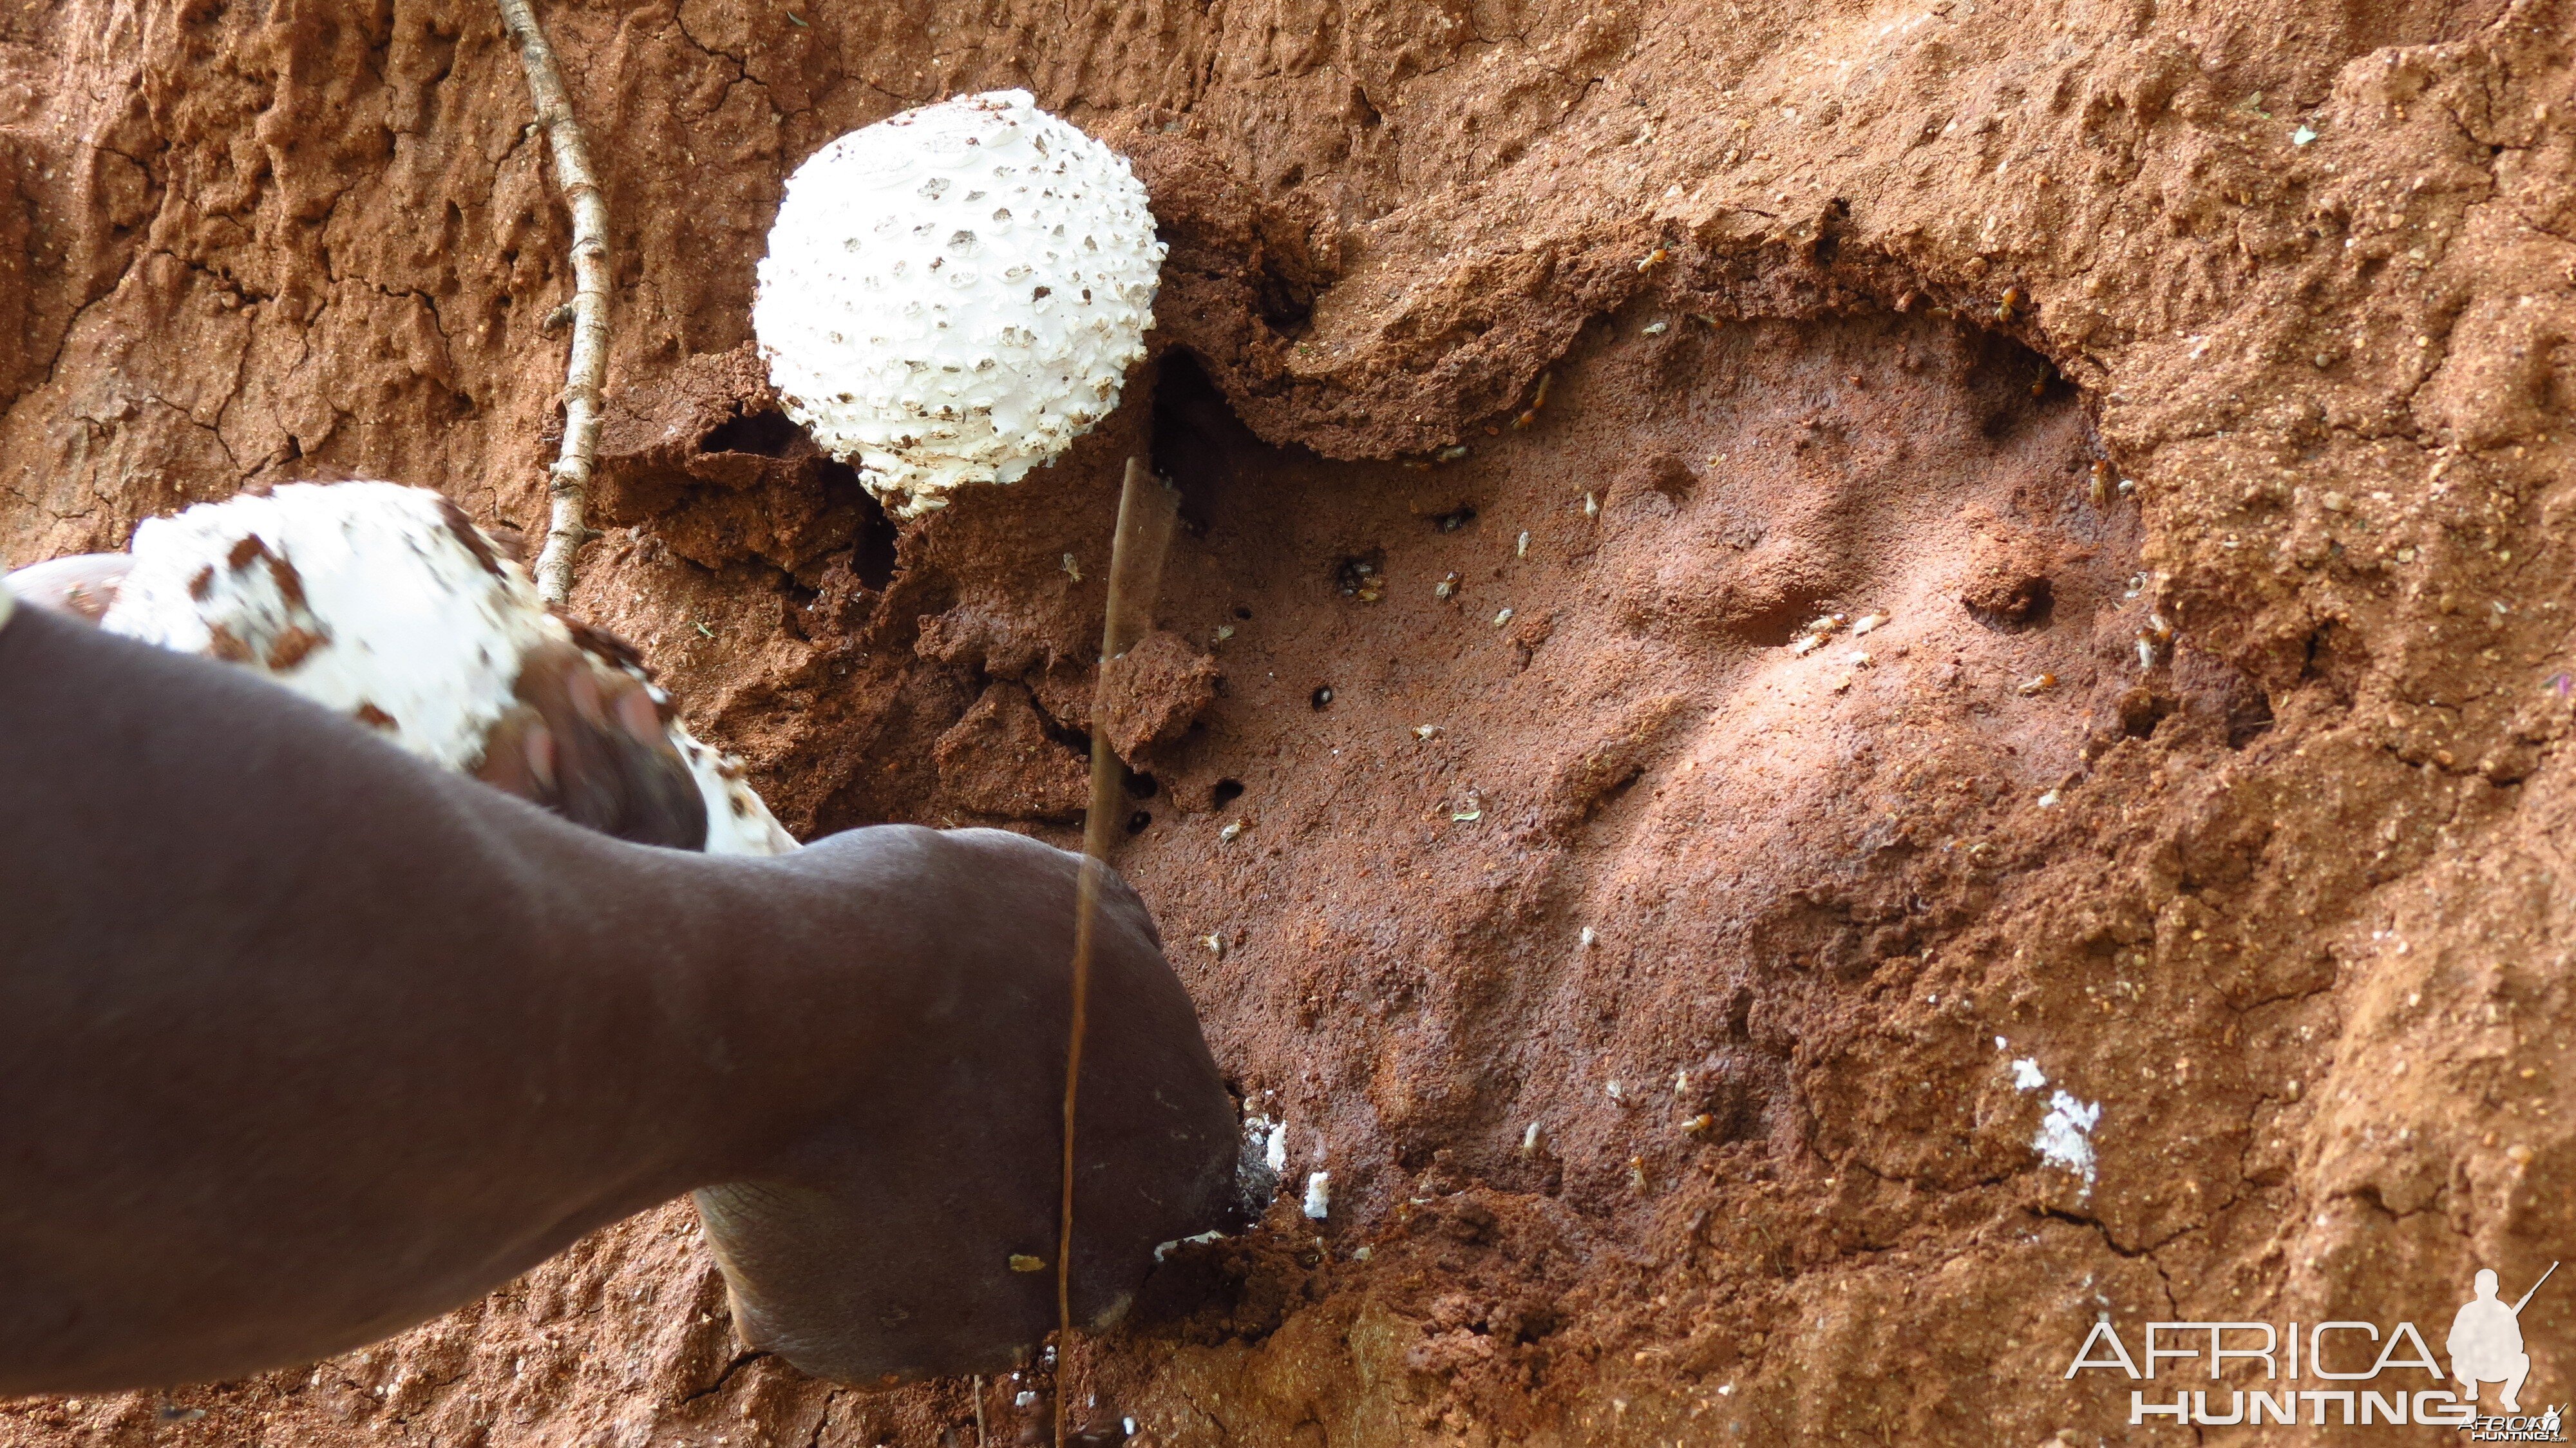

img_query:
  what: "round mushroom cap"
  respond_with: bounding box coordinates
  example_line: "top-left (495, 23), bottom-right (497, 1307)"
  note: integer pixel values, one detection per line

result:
top-left (753, 89), bottom-right (1165, 519)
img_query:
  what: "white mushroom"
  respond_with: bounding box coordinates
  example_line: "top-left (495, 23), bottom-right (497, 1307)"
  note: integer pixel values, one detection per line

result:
top-left (753, 89), bottom-right (1164, 518)
top-left (80, 482), bottom-right (795, 856)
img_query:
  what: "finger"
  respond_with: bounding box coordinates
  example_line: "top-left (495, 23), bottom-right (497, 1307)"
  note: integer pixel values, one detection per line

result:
top-left (471, 707), bottom-right (557, 800)
top-left (610, 678), bottom-right (665, 745)
top-left (471, 642), bottom-right (708, 849)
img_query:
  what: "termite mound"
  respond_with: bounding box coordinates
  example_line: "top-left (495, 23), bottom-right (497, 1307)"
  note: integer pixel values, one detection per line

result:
top-left (281, 295), bottom-right (2249, 1444)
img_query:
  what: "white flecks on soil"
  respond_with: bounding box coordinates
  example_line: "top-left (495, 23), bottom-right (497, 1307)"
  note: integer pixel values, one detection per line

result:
top-left (2034, 1092), bottom-right (2104, 1192)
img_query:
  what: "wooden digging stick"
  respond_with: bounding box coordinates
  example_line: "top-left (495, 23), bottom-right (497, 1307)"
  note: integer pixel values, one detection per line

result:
top-left (1057, 458), bottom-right (1178, 1444)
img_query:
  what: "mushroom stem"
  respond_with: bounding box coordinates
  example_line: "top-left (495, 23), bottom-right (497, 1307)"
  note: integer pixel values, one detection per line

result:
top-left (497, 0), bottom-right (610, 605)
top-left (1059, 457), bottom-right (1178, 1445)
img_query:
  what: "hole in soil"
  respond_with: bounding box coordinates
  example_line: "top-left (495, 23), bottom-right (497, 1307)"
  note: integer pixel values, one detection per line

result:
top-left (1124, 772), bottom-right (1159, 799)
top-left (1253, 222), bottom-right (1331, 339)
top-left (1153, 353), bottom-right (1254, 538)
top-left (1428, 504), bottom-right (1477, 532)
top-left (1258, 263), bottom-right (1317, 338)
top-left (1714, 586), bottom-right (1838, 650)
top-left (699, 408), bottom-right (802, 457)
top-left (833, 465), bottom-right (900, 591)
top-left (1126, 810), bottom-right (1153, 835)
top-left (1211, 778), bottom-right (1246, 807)
top-left (1334, 553), bottom-right (1384, 600)
top-left (2226, 685), bottom-right (2276, 749)
top-left (2121, 689), bottom-right (2181, 739)
top-left (1963, 576), bottom-right (2056, 632)
top-left (1233, 605), bottom-right (1253, 620)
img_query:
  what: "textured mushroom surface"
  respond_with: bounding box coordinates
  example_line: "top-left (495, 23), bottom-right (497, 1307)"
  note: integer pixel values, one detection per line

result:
top-left (90, 482), bottom-right (796, 856)
top-left (752, 88), bottom-right (1162, 517)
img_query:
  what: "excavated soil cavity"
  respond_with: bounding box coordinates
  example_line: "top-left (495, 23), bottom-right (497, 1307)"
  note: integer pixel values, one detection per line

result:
top-left (6, 0), bottom-right (2576, 1440)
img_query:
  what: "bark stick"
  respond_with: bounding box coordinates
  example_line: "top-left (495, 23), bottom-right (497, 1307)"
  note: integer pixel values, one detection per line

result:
top-left (497, 0), bottom-right (610, 605)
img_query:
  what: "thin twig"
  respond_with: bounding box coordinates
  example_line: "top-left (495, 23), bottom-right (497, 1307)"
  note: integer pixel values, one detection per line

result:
top-left (1057, 458), bottom-right (1177, 1447)
top-left (496, 0), bottom-right (610, 605)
